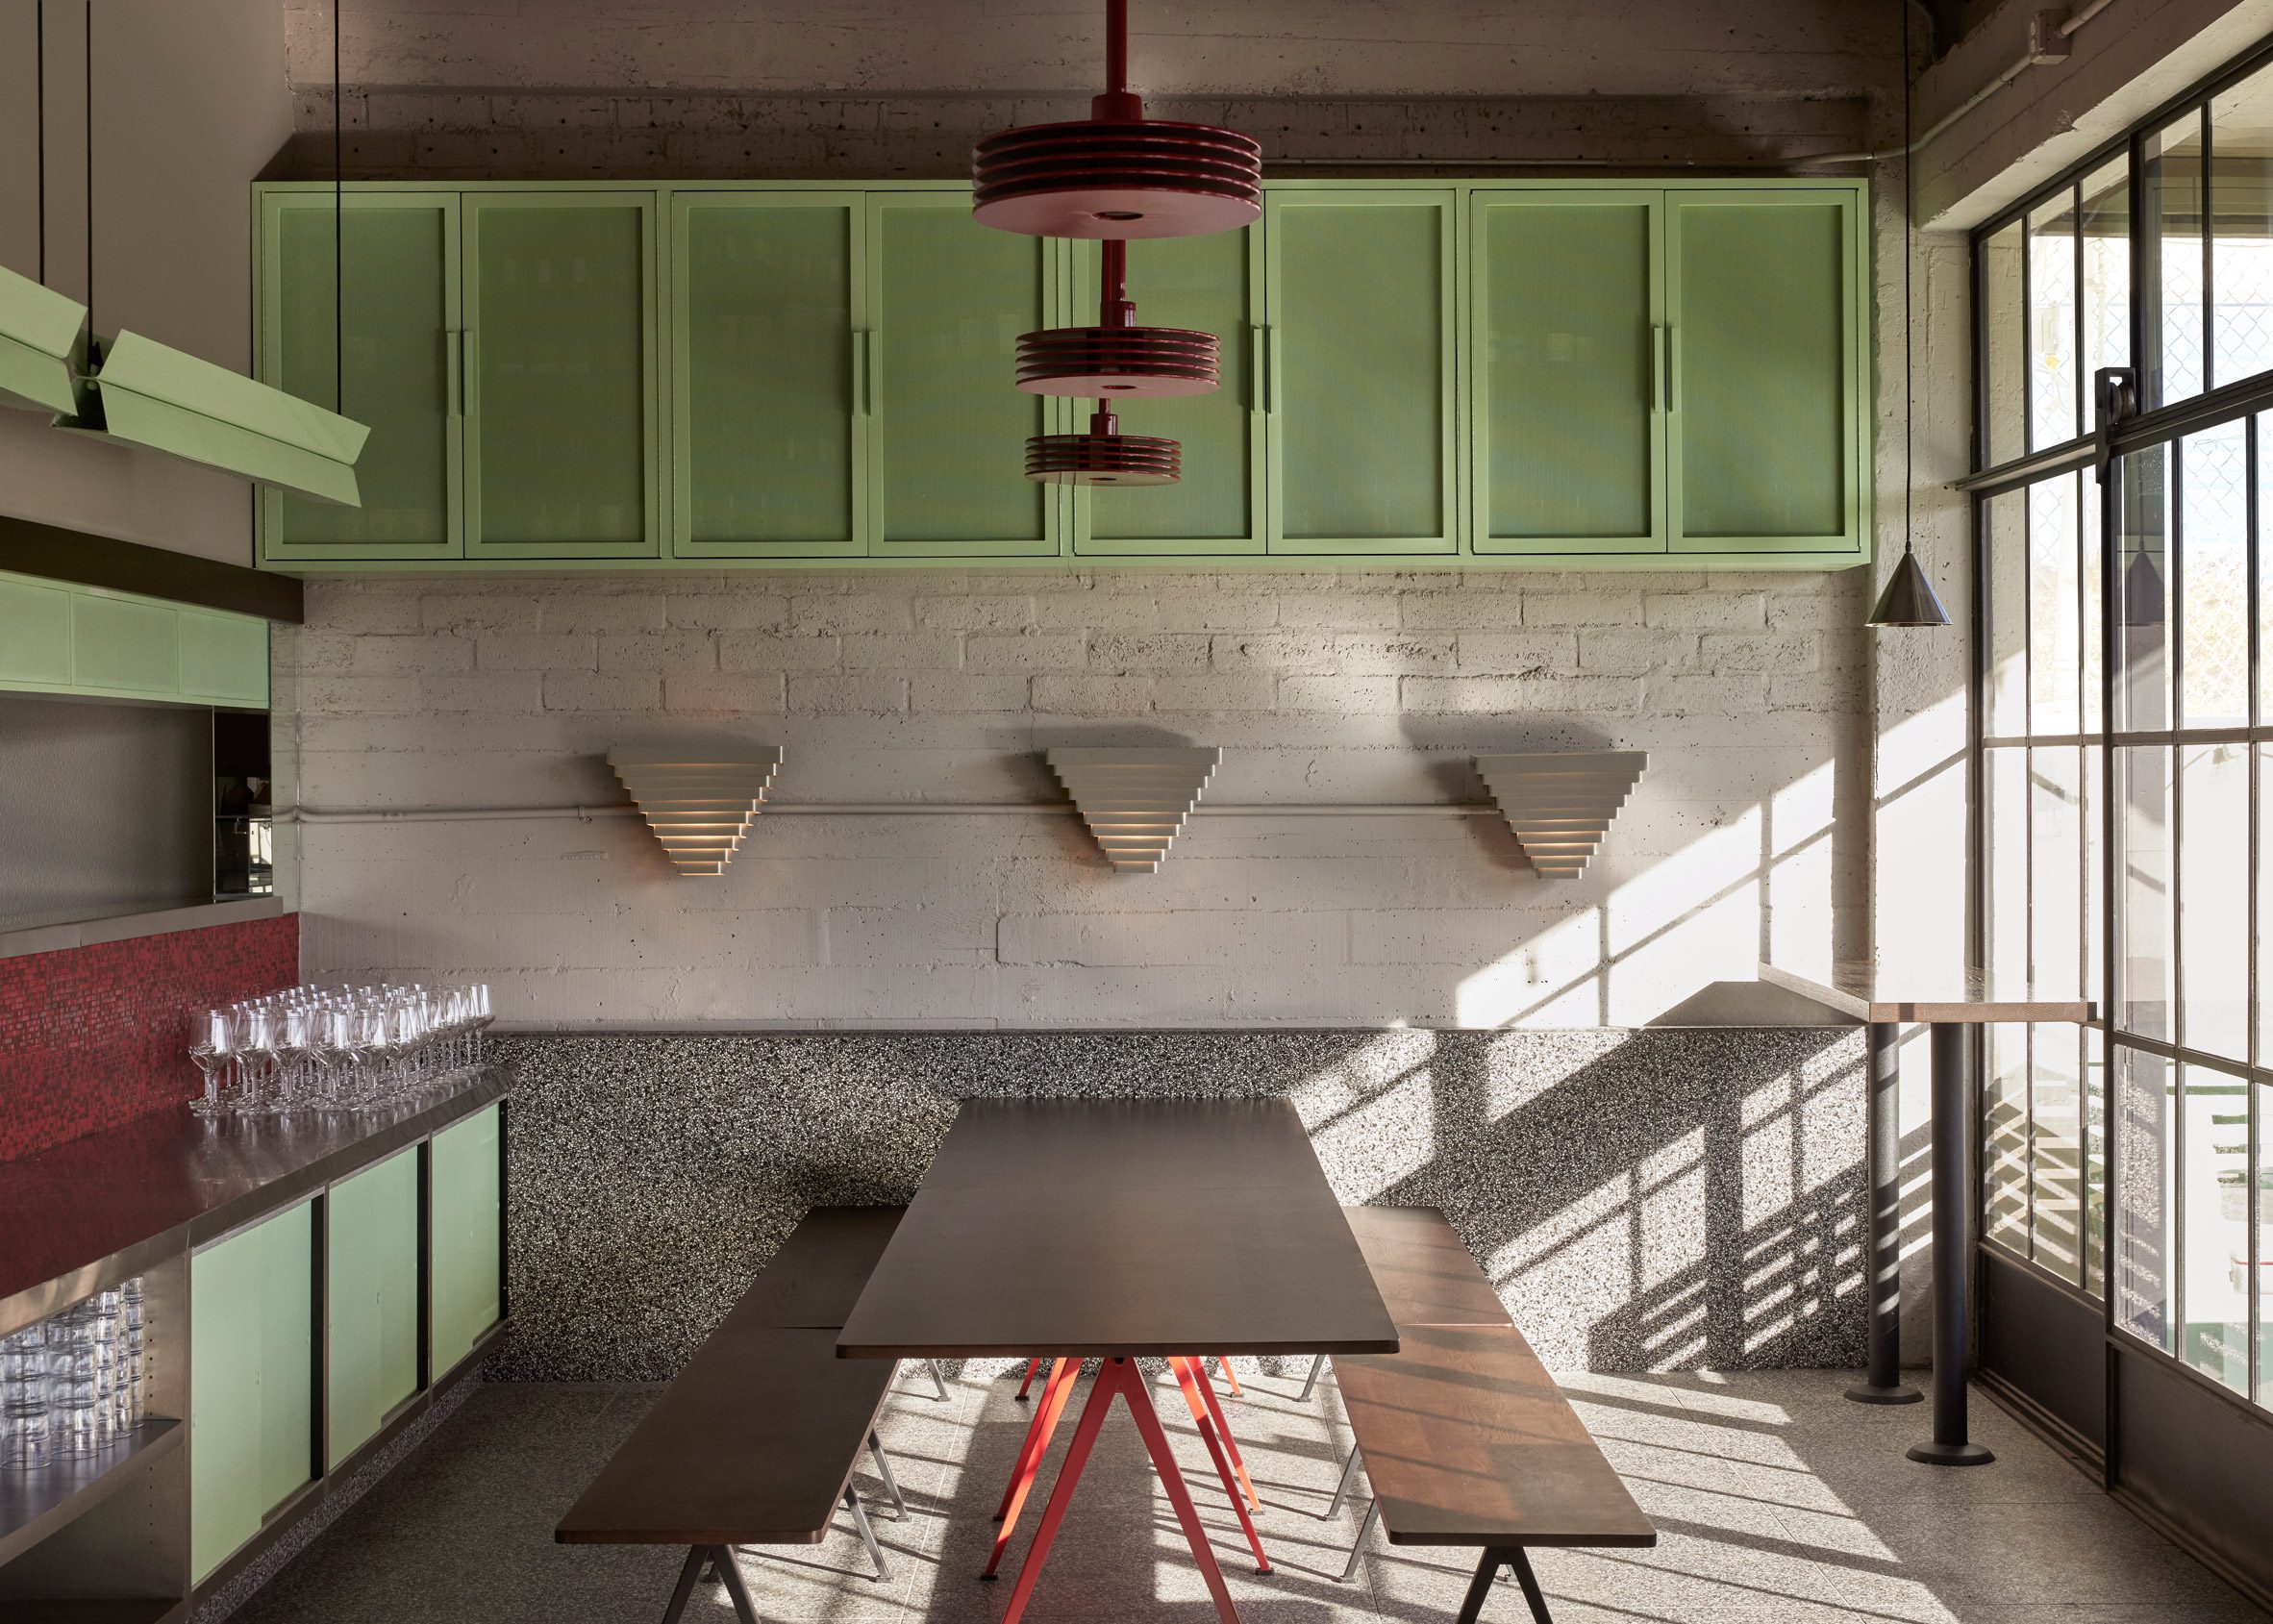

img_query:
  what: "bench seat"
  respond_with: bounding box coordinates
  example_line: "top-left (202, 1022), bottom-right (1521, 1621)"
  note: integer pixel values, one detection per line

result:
top-left (1345, 1206), bottom-right (1514, 1330)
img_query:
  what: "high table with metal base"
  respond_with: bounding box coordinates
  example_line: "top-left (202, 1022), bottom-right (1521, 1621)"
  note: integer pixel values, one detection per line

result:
top-left (1761, 962), bottom-right (2096, 1467)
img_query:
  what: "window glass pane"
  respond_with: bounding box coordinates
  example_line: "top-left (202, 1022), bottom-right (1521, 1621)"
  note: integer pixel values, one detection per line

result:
top-left (2179, 740), bottom-right (2250, 1059)
top-left (2121, 746), bottom-right (2175, 1042)
top-left (2181, 1064), bottom-right (2252, 1394)
top-left (1987, 488), bottom-right (2030, 735)
top-left (2117, 1046), bottom-right (2177, 1348)
top-left (2181, 422), bottom-right (2250, 728)
top-left (2081, 158), bottom-right (2133, 388)
top-left (2117, 445), bottom-right (2174, 733)
top-left (2030, 474), bottom-right (2083, 733)
top-left (1984, 219), bottom-right (2027, 467)
top-left (2032, 1022), bottom-right (2086, 1283)
top-left (1986, 1022), bottom-right (2032, 1254)
top-left (2086, 1026), bottom-right (2109, 1300)
top-left (1986, 746), bottom-right (2030, 987)
top-left (2210, 62), bottom-right (2273, 386)
top-left (2033, 746), bottom-right (2085, 996)
top-left (2029, 190), bottom-right (2081, 447)
top-left (2147, 111), bottom-right (2207, 406)
top-left (2257, 1079), bottom-right (2272, 1403)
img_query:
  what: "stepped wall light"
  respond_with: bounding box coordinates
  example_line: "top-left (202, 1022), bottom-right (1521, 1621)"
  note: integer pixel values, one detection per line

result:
top-left (609, 747), bottom-right (785, 877)
top-left (1475, 751), bottom-right (1649, 881)
top-left (1046, 746), bottom-right (1221, 872)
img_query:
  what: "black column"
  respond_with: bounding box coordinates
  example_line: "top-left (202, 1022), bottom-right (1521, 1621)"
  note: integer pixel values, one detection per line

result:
top-left (1908, 1020), bottom-right (1994, 1465)
top-left (1849, 1021), bottom-right (1922, 1404)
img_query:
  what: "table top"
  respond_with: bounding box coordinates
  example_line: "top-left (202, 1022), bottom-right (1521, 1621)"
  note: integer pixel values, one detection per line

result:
top-left (1334, 1324), bottom-right (1657, 1550)
top-left (836, 1097), bottom-right (1400, 1360)
top-left (1759, 961), bottom-right (2097, 1025)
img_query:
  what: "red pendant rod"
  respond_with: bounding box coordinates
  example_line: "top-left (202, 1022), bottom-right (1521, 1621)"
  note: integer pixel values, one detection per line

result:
top-left (1094, 0), bottom-right (1140, 121)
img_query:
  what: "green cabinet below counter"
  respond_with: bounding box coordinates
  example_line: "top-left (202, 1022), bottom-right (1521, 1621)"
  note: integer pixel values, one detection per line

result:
top-left (326, 1146), bottom-right (422, 1470)
top-left (430, 1103), bottom-right (505, 1376)
top-left (253, 178), bottom-right (1871, 574)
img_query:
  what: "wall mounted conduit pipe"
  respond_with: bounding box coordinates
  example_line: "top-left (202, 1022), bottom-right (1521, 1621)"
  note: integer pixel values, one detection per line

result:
top-left (273, 802), bottom-right (1497, 824)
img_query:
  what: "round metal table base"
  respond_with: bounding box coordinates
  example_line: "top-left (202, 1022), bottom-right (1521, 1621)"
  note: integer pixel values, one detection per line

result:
top-left (1845, 1381), bottom-right (1924, 1406)
top-left (1906, 1439), bottom-right (1995, 1467)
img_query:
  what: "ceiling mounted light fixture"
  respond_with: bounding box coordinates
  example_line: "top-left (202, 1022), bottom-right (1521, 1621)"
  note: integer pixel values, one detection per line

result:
top-left (973, 0), bottom-right (1260, 240)
top-left (1021, 238), bottom-right (1209, 485)
top-left (1867, 0), bottom-right (1951, 629)
top-left (1, 4), bottom-right (89, 415)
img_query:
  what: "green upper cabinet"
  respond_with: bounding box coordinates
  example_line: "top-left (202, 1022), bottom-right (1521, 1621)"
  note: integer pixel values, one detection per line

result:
top-left (1072, 228), bottom-right (1266, 557)
top-left (672, 192), bottom-right (866, 559)
top-left (866, 193), bottom-right (1062, 558)
top-left (1471, 190), bottom-right (1663, 556)
top-left (1667, 189), bottom-right (1864, 555)
top-left (464, 192), bottom-right (661, 559)
top-left (1264, 188), bottom-right (1459, 556)
top-left (259, 191), bottom-right (462, 562)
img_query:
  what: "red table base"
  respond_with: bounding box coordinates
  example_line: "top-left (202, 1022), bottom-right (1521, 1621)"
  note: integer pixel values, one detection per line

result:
top-left (992, 1356), bottom-right (1261, 1624)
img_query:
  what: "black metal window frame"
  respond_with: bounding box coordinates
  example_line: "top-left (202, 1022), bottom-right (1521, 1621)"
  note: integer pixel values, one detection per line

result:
top-left (1970, 32), bottom-right (2273, 1425)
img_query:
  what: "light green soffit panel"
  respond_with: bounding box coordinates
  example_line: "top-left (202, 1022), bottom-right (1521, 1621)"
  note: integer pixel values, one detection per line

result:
top-left (56, 329), bottom-right (370, 507)
top-left (0, 262), bottom-right (88, 414)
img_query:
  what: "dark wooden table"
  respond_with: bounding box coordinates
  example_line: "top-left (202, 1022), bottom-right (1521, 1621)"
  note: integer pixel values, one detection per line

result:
top-left (1761, 961), bottom-right (2096, 1466)
top-left (838, 1097), bottom-right (1398, 1624)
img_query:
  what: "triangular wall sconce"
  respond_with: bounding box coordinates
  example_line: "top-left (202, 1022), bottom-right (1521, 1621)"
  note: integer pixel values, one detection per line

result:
top-left (54, 331), bottom-right (370, 507)
top-left (0, 266), bottom-right (88, 415)
top-left (1474, 750), bottom-right (1649, 880)
top-left (608, 746), bottom-right (784, 877)
top-left (1046, 746), bottom-right (1221, 872)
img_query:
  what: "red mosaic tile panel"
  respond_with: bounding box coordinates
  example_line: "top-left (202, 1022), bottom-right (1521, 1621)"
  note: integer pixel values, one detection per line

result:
top-left (0, 914), bottom-right (300, 1161)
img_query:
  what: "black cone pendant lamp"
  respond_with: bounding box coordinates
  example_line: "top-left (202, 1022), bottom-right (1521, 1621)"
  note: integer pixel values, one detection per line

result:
top-left (1869, 0), bottom-right (1952, 629)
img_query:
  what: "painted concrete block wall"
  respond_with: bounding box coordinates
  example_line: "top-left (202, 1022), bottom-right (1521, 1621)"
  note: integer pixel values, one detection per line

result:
top-left (277, 567), bottom-right (1871, 1030)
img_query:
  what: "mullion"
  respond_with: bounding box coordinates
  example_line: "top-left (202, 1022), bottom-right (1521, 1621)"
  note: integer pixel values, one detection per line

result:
top-left (2077, 468), bottom-right (2093, 1287)
top-left (2247, 412), bottom-right (2263, 1405)
top-left (2201, 107), bottom-right (2215, 395)
top-left (2171, 437), bottom-right (2188, 1355)
top-left (2024, 470), bottom-right (2038, 1260)
top-left (2074, 184), bottom-right (2088, 446)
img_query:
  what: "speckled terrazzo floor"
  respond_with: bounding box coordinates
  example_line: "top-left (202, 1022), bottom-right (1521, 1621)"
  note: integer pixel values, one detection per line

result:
top-left (227, 1367), bottom-right (2266, 1624)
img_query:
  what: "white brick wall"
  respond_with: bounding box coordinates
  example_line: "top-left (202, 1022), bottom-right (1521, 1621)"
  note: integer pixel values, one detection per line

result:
top-left (276, 566), bottom-right (1871, 1029)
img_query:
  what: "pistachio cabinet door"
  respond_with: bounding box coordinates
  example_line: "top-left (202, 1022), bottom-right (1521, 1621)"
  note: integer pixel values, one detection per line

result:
top-left (1666, 188), bottom-right (1865, 556)
top-left (463, 192), bottom-right (661, 559)
top-left (1072, 227), bottom-right (1266, 556)
top-left (259, 191), bottom-right (462, 562)
top-left (672, 191), bottom-right (865, 559)
top-left (1471, 189), bottom-right (1664, 556)
top-left (865, 192), bottom-right (1062, 558)
top-left (1263, 188), bottom-right (1459, 556)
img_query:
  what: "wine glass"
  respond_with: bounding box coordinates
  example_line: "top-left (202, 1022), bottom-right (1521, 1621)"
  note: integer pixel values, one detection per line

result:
top-left (189, 1008), bottom-right (237, 1118)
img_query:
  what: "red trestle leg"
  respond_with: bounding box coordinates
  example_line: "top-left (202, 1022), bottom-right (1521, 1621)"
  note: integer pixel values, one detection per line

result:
top-left (1016, 1356), bottom-right (1042, 1402)
top-left (999, 1357), bottom-right (1241, 1624)
top-left (1212, 1355), bottom-right (1244, 1397)
top-left (985, 1356), bottom-right (1077, 1577)
top-left (1170, 1357), bottom-right (1272, 1573)
top-left (1192, 1358), bottom-right (1261, 1512)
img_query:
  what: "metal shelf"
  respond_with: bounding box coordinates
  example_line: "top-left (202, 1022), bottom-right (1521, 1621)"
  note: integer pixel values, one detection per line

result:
top-left (0, 1419), bottom-right (184, 1568)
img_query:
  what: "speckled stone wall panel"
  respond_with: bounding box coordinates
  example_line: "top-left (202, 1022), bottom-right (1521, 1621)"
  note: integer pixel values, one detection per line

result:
top-left (488, 1026), bottom-right (1864, 1381)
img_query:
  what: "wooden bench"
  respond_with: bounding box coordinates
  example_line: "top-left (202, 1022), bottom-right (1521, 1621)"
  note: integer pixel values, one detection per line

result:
top-left (1313, 1208), bottom-right (1656, 1622)
top-left (555, 1206), bottom-right (927, 1624)
top-left (1334, 1325), bottom-right (1656, 1622)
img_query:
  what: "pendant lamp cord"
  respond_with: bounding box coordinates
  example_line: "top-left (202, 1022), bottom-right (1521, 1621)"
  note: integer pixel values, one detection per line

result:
top-left (1901, 0), bottom-right (1915, 562)
top-left (335, 0), bottom-right (344, 415)
top-left (34, 2), bottom-right (45, 286)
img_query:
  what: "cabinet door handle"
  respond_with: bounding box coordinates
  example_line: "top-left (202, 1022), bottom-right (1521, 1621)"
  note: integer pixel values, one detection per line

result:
top-left (1650, 324), bottom-right (1664, 414)
top-left (1667, 324), bottom-right (1681, 412)
top-left (861, 330), bottom-right (881, 418)
top-left (1266, 326), bottom-right (1283, 414)
top-left (447, 330), bottom-right (464, 418)
top-left (851, 330), bottom-right (868, 417)
top-left (1249, 325), bottom-right (1265, 413)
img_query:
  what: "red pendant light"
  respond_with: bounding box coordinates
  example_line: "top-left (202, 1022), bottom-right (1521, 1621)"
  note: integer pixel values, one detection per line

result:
top-left (1026, 407), bottom-right (1180, 486)
top-left (973, 0), bottom-right (1260, 240)
top-left (1016, 240), bottom-right (1218, 398)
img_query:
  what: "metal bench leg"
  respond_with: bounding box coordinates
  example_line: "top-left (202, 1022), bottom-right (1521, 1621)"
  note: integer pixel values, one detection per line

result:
top-left (711, 1547), bottom-right (762, 1624)
top-left (868, 1429), bottom-right (908, 1520)
top-left (659, 1546), bottom-right (708, 1624)
top-left (1326, 1443), bottom-right (1362, 1517)
top-left (1298, 1351), bottom-right (1326, 1401)
top-left (841, 1484), bottom-right (891, 1581)
top-left (1338, 1500), bottom-right (1378, 1582)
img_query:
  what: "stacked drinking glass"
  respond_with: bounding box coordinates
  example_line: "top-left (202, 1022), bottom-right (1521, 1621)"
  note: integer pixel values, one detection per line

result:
top-left (0, 1277), bottom-right (149, 1471)
top-left (188, 982), bottom-right (493, 1118)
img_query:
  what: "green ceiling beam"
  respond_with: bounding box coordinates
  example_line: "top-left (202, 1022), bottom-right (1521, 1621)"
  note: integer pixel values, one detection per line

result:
top-left (0, 263), bottom-right (89, 415)
top-left (55, 329), bottom-right (370, 508)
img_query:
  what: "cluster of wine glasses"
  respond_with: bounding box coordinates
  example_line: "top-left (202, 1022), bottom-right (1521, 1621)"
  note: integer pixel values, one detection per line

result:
top-left (0, 1279), bottom-right (149, 1470)
top-left (188, 983), bottom-right (494, 1118)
